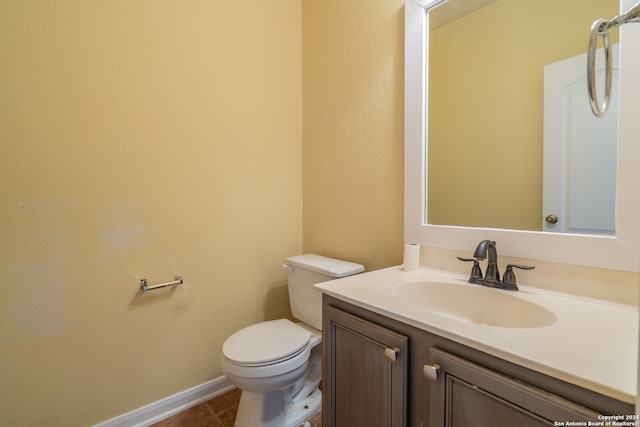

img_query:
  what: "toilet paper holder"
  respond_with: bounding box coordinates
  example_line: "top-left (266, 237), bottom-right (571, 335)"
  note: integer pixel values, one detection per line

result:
top-left (140, 274), bottom-right (183, 293)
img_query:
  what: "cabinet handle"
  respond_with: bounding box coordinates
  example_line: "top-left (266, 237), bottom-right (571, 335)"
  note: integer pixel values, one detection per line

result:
top-left (384, 347), bottom-right (399, 363)
top-left (423, 364), bottom-right (441, 382)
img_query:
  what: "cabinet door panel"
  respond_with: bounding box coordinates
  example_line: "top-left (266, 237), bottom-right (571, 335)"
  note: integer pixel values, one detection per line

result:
top-left (323, 306), bottom-right (408, 427)
top-left (431, 348), bottom-right (600, 427)
top-left (447, 376), bottom-right (549, 427)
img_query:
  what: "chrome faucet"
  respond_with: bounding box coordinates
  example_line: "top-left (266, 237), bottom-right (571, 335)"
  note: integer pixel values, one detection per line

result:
top-left (457, 240), bottom-right (534, 291)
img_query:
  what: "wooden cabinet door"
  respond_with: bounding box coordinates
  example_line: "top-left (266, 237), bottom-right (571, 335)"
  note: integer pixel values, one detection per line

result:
top-left (323, 306), bottom-right (408, 427)
top-left (429, 348), bottom-right (600, 427)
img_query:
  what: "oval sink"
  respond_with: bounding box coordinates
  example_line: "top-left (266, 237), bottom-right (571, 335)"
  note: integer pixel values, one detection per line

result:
top-left (393, 281), bottom-right (556, 328)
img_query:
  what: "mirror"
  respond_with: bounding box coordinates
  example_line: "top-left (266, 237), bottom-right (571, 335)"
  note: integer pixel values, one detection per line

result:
top-left (404, 0), bottom-right (640, 272)
top-left (426, 0), bottom-right (619, 234)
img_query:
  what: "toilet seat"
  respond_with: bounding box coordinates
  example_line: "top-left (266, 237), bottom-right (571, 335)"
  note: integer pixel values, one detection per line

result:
top-left (223, 319), bottom-right (311, 366)
top-left (229, 344), bottom-right (308, 368)
top-left (221, 319), bottom-right (319, 380)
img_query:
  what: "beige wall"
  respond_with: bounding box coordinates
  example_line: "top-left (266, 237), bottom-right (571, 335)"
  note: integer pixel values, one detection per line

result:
top-left (0, 0), bottom-right (636, 424)
top-left (302, 0), bottom-right (405, 271)
top-left (0, 0), bottom-right (491, 424)
top-left (1, 1), bottom-right (302, 425)
top-left (428, 0), bottom-right (618, 231)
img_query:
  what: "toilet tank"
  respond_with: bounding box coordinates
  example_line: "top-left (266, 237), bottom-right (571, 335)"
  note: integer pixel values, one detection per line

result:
top-left (284, 254), bottom-right (364, 331)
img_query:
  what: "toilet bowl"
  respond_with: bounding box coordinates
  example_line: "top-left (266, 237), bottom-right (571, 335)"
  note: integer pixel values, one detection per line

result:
top-left (222, 320), bottom-right (322, 427)
top-left (221, 254), bottom-right (364, 427)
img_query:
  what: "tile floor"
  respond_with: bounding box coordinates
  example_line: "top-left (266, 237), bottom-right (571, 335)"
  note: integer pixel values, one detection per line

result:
top-left (150, 388), bottom-right (322, 427)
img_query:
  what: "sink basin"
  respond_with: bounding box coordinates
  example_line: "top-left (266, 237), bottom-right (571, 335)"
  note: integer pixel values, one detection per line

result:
top-left (393, 281), bottom-right (556, 328)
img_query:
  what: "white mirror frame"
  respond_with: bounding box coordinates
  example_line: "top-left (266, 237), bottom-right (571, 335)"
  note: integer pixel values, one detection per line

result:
top-left (404, 0), bottom-right (640, 272)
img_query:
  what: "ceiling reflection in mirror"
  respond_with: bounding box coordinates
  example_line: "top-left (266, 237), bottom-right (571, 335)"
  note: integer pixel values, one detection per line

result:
top-left (426, 0), bottom-right (619, 234)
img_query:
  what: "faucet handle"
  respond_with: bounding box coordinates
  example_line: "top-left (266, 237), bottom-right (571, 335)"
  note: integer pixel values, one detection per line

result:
top-left (502, 264), bottom-right (535, 290)
top-left (457, 257), bottom-right (483, 283)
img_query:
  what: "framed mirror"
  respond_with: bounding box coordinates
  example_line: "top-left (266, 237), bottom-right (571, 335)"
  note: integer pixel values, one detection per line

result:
top-left (427, 0), bottom-right (618, 234)
top-left (404, 0), bottom-right (640, 271)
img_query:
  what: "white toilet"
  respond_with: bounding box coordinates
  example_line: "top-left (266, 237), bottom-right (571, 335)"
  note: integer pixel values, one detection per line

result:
top-left (221, 254), bottom-right (364, 427)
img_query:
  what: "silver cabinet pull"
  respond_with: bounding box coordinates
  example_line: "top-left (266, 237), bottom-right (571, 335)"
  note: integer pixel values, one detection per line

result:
top-left (423, 364), bottom-right (441, 382)
top-left (384, 347), bottom-right (399, 363)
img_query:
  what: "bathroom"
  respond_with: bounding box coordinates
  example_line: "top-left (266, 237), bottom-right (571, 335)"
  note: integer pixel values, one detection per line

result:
top-left (1, 0), bottom-right (638, 426)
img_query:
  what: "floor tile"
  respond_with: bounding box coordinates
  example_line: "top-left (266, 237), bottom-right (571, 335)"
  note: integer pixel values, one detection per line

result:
top-left (151, 387), bottom-right (322, 427)
top-left (214, 407), bottom-right (237, 427)
top-left (207, 388), bottom-right (241, 415)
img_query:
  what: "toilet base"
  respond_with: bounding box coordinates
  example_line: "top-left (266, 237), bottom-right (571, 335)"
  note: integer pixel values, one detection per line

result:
top-left (234, 388), bottom-right (321, 427)
top-left (287, 388), bottom-right (321, 426)
top-left (226, 327), bottom-right (323, 427)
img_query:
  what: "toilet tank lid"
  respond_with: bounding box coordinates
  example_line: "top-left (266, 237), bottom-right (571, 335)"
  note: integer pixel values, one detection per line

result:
top-left (285, 254), bottom-right (364, 278)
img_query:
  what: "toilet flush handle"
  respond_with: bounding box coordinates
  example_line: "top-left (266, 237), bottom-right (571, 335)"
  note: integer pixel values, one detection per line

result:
top-left (282, 264), bottom-right (294, 273)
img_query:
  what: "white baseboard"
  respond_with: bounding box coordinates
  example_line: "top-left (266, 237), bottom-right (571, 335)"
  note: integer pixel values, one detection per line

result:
top-left (94, 376), bottom-right (234, 427)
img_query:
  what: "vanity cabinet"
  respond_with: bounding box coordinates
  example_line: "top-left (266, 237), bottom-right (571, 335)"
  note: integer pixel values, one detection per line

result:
top-left (322, 295), bottom-right (633, 427)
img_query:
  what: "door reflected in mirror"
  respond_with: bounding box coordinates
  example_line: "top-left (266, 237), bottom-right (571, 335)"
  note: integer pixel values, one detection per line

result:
top-left (427, 0), bottom-right (619, 234)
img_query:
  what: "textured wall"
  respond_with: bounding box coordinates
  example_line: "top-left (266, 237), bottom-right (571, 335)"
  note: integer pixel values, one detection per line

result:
top-left (302, 0), bottom-right (405, 271)
top-left (0, 1), bottom-right (302, 425)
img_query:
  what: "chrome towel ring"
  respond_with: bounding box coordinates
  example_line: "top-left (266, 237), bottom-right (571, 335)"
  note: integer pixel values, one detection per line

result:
top-left (587, 1), bottom-right (640, 117)
top-left (587, 18), bottom-right (613, 117)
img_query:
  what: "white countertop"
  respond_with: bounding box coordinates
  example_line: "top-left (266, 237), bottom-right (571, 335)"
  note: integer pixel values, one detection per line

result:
top-left (315, 266), bottom-right (639, 404)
